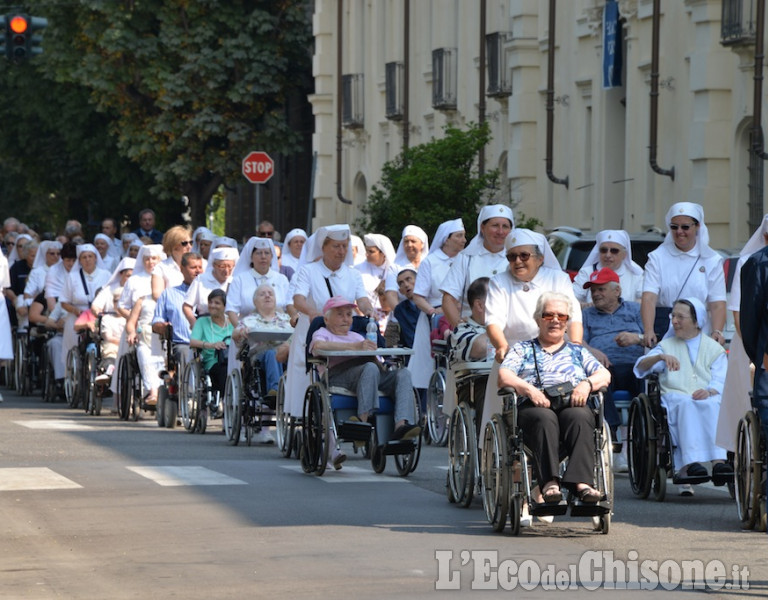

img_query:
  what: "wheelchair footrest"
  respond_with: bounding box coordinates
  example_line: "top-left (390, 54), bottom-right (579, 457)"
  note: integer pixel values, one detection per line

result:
top-left (338, 421), bottom-right (373, 442)
top-left (711, 473), bottom-right (734, 487)
top-left (671, 474), bottom-right (710, 485)
top-left (529, 500), bottom-right (569, 517)
top-left (381, 439), bottom-right (416, 456)
top-left (570, 499), bottom-right (611, 517)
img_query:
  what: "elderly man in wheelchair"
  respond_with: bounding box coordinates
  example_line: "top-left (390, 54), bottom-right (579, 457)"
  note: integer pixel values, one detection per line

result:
top-left (305, 296), bottom-right (421, 474)
top-left (489, 291), bottom-right (612, 534)
top-left (632, 297), bottom-right (730, 498)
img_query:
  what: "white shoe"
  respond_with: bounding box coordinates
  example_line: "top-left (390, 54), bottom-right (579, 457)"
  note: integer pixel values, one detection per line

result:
top-left (613, 452), bottom-right (628, 473)
top-left (679, 484), bottom-right (694, 497)
top-left (95, 373), bottom-right (110, 384)
top-left (253, 429), bottom-right (275, 445)
top-left (536, 515), bottom-right (555, 524)
top-left (520, 503), bottom-right (532, 528)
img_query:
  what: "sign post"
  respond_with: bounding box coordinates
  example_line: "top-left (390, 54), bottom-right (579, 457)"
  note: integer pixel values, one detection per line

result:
top-left (242, 151), bottom-right (275, 230)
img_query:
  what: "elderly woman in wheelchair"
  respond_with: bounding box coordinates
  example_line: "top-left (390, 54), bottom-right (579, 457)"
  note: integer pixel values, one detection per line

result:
top-left (307, 296), bottom-right (421, 473)
top-left (632, 297), bottom-right (730, 496)
top-left (497, 292), bottom-right (612, 508)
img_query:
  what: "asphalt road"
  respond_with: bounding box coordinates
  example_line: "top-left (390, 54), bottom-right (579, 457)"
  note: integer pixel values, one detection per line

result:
top-left (0, 388), bottom-right (766, 599)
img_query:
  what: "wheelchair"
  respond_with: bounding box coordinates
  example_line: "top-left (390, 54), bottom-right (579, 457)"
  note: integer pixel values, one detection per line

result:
top-left (734, 403), bottom-right (767, 531)
top-left (116, 344), bottom-right (147, 421)
top-left (483, 387), bottom-right (613, 536)
top-left (627, 375), bottom-right (733, 502)
top-left (15, 325), bottom-right (49, 397)
top-left (156, 325), bottom-right (184, 429)
top-left (299, 316), bottom-right (421, 477)
top-left (64, 328), bottom-right (98, 410)
top-left (223, 328), bottom-right (291, 446)
top-left (446, 361), bottom-right (491, 507)
top-left (82, 317), bottom-right (109, 416)
top-left (425, 339), bottom-right (450, 446)
top-left (179, 346), bottom-right (224, 434)
top-left (275, 373), bottom-right (295, 457)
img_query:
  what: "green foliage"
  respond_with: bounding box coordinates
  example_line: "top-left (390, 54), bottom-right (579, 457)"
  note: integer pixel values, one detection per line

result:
top-left (516, 212), bottom-right (544, 232)
top-left (357, 122), bottom-right (503, 242)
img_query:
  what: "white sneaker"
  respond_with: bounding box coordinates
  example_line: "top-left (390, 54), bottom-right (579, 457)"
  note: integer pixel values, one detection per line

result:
top-left (520, 503), bottom-right (532, 528)
top-left (679, 484), bottom-right (694, 497)
top-left (536, 515), bottom-right (555, 524)
top-left (95, 373), bottom-right (110, 384)
top-left (613, 452), bottom-right (628, 473)
top-left (253, 429), bottom-right (275, 445)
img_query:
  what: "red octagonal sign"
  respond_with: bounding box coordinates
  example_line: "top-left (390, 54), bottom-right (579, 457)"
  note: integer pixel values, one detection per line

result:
top-left (242, 151), bottom-right (274, 184)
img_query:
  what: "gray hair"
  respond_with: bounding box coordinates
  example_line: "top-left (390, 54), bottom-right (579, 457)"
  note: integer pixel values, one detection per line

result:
top-left (533, 291), bottom-right (573, 320)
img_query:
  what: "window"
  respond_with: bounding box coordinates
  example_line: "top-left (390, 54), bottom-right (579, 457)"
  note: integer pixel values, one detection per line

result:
top-left (486, 32), bottom-right (511, 97)
top-left (342, 73), bottom-right (364, 128)
top-left (721, 0), bottom-right (756, 46)
top-left (432, 48), bottom-right (457, 110)
top-left (385, 62), bottom-right (404, 120)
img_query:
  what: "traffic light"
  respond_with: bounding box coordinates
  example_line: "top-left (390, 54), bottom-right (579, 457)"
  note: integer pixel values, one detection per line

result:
top-left (3, 13), bottom-right (47, 61)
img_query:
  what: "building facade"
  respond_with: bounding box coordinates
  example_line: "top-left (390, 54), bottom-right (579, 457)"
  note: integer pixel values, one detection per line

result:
top-left (310, 0), bottom-right (764, 249)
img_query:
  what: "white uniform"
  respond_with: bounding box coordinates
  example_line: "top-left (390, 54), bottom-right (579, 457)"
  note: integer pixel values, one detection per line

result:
top-left (0, 253), bottom-right (12, 360)
top-left (479, 267), bottom-right (582, 428)
top-left (225, 269), bottom-right (290, 319)
top-left (185, 272), bottom-right (232, 317)
top-left (355, 260), bottom-right (397, 331)
top-left (440, 249), bottom-right (507, 317)
top-left (284, 261), bottom-right (367, 416)
top-left (45, 262), bottom-right (70, 301)
top-left (153, 258), bottom-right (184, 290)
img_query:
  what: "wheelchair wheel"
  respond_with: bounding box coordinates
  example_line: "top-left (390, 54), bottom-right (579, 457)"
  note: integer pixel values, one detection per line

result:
top-left (163, 388), bottom-right (178, 429)
top-left (371, 430), bottom-right (386, 474)
top-left (85, 350), bottom-right (98, 415)
top-left (426, 369), bottom-right (449, 447)
top-left (116, 354), bottom-right (131, 420)
top-left (448, 403), bottom-right (476, 507)
top-left (128, 358), bottom-right (143, 422)
top-left (735, 412), bottom-right (761, 529)
top-left (195, 374), bottom-right (212, 434)
top-left (482, 414), bottom-right (510, 532)
top-left (179, 361), bottom-right (200, 433)
top-left (594, 421), bottom-right (613, 534)
top-left (64, 348), bottom-right (80, 408)
top-left (156, 385), bottom-right (168, 427)
top-left (276, 375), bottom-right (293, 458)
top-left (15, 333), bottom-right (27, 395)
top-left (224, 369), bottom-right (242, 446)
top-left (627, 396), bottom-right (655, 499)
top-left (301, 383), bottom-right (330, 475)
top-left (42, 344), bottom-right (56, 403)
top-left (652, 465), bottom-right (667, 502)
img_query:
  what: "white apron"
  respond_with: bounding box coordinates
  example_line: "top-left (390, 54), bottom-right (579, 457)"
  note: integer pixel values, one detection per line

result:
top-left (284, 314), bottom-right (310, 417)
top-left (715, 333), bottom-right (753, 452)
top-left (662, 391), bottom-right (727, 467)
top-left (407, 312), bottom-right (433, 389)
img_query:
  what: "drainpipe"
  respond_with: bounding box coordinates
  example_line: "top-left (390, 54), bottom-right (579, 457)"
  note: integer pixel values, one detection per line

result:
top-left (403, 0), bottom-right (410, 152)
top-left (336, 0), bottom-right (352, 204)
top-left (478, 0), bottom-right (486, 175)
top-left (648, 0), bottom-right (675, 180)
top-left (753, 0), bottom-right (768, 160)
top-left (545, 0), bottom-right (568, 188)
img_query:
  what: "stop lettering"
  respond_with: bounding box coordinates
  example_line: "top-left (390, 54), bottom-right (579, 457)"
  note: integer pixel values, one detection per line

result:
top-left (242, 151), bottom-right (275, 184)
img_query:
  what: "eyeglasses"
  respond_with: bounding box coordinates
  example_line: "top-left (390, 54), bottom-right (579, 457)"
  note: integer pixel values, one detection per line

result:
top-left (669, 312), bottom-right (692, 321)
top-left (599, 247), bottom-right (621, 255)
top-left (506, 251), bottom-right (531, 263)
top-left (258, 230), bottom-right (274, 237)
top-left (180, 240), bottom-right (193, 246)
top-left (5, 242), bottom-right (14, 247)
top-left (669, 223), bottom-right (696, 231)
top-left (541, 312), bottom-right (569, 322)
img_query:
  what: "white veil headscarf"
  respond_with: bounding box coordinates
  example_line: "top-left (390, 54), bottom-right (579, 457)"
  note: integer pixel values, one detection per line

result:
top-left (234, 237), bottom-right (278, 276)
top-left (31, 241), bottom-right (62, 270)
top-left (192, 227), bottom-right (214, 252)
top-left (104, 257), bottom-right (136, 290)
top-left (504, 229), bottom-right (560, 270)
top-left (283, 228), bottom-right (307, 249)
top-left (210, 236), bottom-right (237, 252)
top-left (394, 225), bottom-right (429, 266)
top-left (464, 204), bottom-right (515, 256)
top-left (663, 202), bottom-right (718, 259)
top-left (663, 296), bottom-right (709, 340)
top-left (132, 244), bottom-right (166, 277)
top-left (299, 224), bottom-right (352, 268)
top-left (73, 243), bottom-right (106, 273)
top-left (8, 233), bottom-right (32, 263)
top-left (363, 233), bottom-right (396, 266)
top-left (205, 246), bottom-right (239, 276)
top-left (578, 229), bottom-right (644, 276)
top-left (431, 219), bottom-right (465, 255)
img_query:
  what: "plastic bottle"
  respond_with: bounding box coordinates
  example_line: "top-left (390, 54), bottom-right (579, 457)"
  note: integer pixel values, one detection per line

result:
top-left (366, 317), bottom-right (378, 344)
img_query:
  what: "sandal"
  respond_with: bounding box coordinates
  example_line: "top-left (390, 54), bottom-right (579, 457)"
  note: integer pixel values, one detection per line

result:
top-left (576, 486), bottom-right (602, 504)
top-left (541, 482), bottom-right (562, 503)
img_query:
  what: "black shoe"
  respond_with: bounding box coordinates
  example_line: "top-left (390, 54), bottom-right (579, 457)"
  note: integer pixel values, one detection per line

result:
top-left (713, 462), bottom-right (734, 477)
top-left (391, 423), bottom-right (421, 441)
top-left (684, 462), bottom-right (708, 477)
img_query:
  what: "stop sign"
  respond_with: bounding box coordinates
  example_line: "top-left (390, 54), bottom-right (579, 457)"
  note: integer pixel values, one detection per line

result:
top-left (242, 151), bottom-right (274, 184)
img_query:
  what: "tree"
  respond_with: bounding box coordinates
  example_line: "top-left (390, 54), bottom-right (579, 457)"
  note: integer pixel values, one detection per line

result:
top-left (36, 0), bottom-right (313, 225)
top-left (358, 122), bottom-right (503, 242)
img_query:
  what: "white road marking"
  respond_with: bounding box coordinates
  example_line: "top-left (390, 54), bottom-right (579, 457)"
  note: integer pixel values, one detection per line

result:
top-left (280, 464), bottom-right (409, 483)
top-left (0, 467), bottom-right (82, 491)
top-left (14, 420), bottom-right (94, 431)
top-left (126, 466), bottom-right (247, 487)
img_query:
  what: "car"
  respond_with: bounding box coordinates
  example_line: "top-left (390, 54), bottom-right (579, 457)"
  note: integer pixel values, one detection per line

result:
top-left (547, 227), bottom-right (666, 281)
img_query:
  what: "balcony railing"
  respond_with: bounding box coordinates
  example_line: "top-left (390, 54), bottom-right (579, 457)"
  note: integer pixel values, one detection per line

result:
top-left (721, 0), bottom-right (756, 46)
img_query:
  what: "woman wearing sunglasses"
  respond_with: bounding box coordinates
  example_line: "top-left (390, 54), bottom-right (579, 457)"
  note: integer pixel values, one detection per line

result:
top-left (498, 291), bottom-right (611, 505)
top-left (480, 229), bottom-right (583, 447)
top-left (151, 225), bottom-right (194, 299)
top-left (572, 230), bottom-right (644, 307)
top-left (640, 202), bottom-right (725, 349)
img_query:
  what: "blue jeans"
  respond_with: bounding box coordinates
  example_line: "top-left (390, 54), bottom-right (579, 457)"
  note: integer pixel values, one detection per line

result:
top-left (752, 366), bottom-right (768, 534)
top-left (255, 349), bottom-right (282, 394)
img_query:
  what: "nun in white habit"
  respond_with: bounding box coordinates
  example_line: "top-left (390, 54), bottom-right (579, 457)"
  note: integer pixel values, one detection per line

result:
top-left (634, 297), bottom-right (728, 479)
top-left (572, 229), bottom-right (644, 305)
top-left (0, 250), bottom-right (13, 362)
top-left (356, 233), bottom-right (398, 332)
top-left (394, 225), bottom-right (429, 271)
top-left (282, 228), bottom-right (307, 273)
top-left (716, 215), bottom-right (768, 452)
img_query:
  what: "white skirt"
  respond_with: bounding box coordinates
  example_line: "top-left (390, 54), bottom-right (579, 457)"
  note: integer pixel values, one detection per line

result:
top-left (284, 314), bottom-right (310, 417)
top-left (407, 312), bottom-right (433, 389)
top-left (715, 333), bottom-right (753, 452)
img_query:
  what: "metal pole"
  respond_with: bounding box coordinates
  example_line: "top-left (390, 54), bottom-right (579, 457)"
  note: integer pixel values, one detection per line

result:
top-left (648, 0), bottom-right (675, 179)
top-left (545, 0), bottom-right (569, 188)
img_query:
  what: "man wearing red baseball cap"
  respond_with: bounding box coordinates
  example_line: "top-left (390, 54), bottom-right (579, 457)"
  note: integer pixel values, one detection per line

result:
top-left (581, 267), bottom-right (645, 472)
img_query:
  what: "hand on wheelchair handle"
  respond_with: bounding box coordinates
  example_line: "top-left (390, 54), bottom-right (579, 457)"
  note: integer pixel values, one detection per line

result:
top-left (494, 345), bottom-right (508, 364)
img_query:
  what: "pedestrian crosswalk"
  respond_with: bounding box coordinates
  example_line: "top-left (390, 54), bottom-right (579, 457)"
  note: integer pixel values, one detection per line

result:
top-left (126, 466), bottom-right (247, 487)
top-left (0, 467), bottom-right (82, 491)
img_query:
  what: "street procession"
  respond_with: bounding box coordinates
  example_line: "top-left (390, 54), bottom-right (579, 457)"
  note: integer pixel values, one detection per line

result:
top-left (1, 1), bottom-right (768, 597)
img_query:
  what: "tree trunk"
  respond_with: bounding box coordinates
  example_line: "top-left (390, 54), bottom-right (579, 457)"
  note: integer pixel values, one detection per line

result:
top-left (182, 174), bottom-right (222, 229)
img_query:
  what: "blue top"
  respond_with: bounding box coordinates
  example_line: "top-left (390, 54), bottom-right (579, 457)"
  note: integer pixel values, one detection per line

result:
top-left (501, 339), bottom-right (602, 389)
top-left (582, 299), bottom-right (644, 366)
top-left (152, 282), bottom-right (191, 344)
top-left (393, 299), bottom-right (420, 348)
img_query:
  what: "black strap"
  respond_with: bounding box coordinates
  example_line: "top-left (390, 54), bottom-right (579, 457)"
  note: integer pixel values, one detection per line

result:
top-left (324, 276), bottom-right (334, 298)
top-left (673, 255), bottom-right (701, 304)
top-left (79, 269), bottom-right (90, 298)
